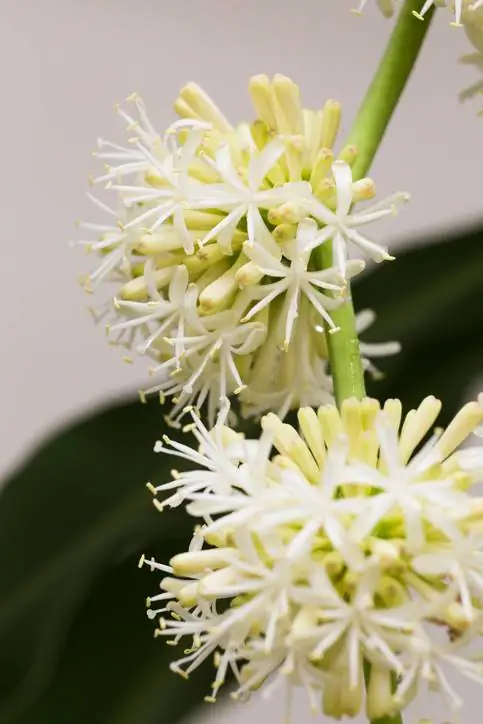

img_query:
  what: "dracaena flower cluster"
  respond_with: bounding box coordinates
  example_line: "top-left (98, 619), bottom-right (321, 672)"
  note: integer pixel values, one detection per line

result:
top-left (76, 77), bottom-right (405, 425)
top-left (141, 395), bottom-right (483, 721)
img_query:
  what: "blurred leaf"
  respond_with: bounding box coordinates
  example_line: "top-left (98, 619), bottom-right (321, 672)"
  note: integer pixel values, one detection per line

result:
top-left (354, 222), bottom-right (483, 348)
top-left (15, 553), bottom-right (214, 724)
top-left (353, 222), bottom-right (483, 418)
top-left (0, 397), bottom-right (230, 721)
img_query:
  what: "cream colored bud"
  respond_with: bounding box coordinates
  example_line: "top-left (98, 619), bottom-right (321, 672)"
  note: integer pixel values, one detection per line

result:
top-left (177, 82), bottom-right (232, 133)
top-left (352, 178), bottom-right (376, 202)
top-left (250, 119), bottom-right (271, 150)
top-left (302, 108), bottom-right (324, 173)
top-left (314, 178), bottom-right (336, 206)
top-left (262, 413), bottom-right (320, 483)
top-left (337, 144), bottom-right (358, 166)
top-left (183, 210), bottom-right (226, 230)
top-left (272, 223), bottom-right (297, 243)
top-left (145, 168), bottom-right (169, 188)
top-left (173, 97), bottom-right (198, 121)
top-left (320, 99), bottom-right (341, 149)
top-left (120, 267), bottom-right (173, 301)
top-left (199, 253), bottom-right (247, 314)
top-left (248, 74), bottom-right (277, 129)
top-left (340, 676), bottom-right (363, 717)
top-left (377, 575), bottom-right (409, 606)
top-left (136, 229), bottom-right (190, 255)
top-left (267, 202), bottom-right (304, 225)
top-left (309, 147), bottom-right (334, 191)
top-left (366, 665), bottom-right (398, 721)
top-left (297, 407), bottom-right (326, 467)
top-left (317, 405), bottom-right (344, 448)
top-left (204, 529), bottom-right (231, 548)
top-left (195, 258), bottom-right (232, 293)
top-left (435, 399), bottom-right (483, 459)
top-left (322, 681), bottom-right (344, 719)
top-left (398, 395), bottom-right (442, 463)
top-left (235, 260), bottom-right (264, 288)
top-left (170, 548), bottom-right (236, 575)
top-left (290, 605), bottom-right (319, 641)
top-left (382, 398), bottom-right (402, 433)
top-left (160, 577), bottom-right (186, 596)
top-left (323, 551), bottom-right (345, 577)
top-left (370, 539), bottom-right (403, 569)
top-left (198, 566), bottom-right (237, 598)
top-left (177, 580), bottom-right (200, 607)
top-left (187, 157), bottom-right (220, 183)
top-left (272, 74), bottom-right (303, 135)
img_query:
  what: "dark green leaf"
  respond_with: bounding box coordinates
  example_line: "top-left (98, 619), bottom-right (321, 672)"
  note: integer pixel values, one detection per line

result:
top-left (353, 222), bottom-right (483, 417)
top-left (15, 552), bottom-right (214, 724)
top-left (354, 222), bottom-right (483, 349)
top-left (0, 396), bottom-right (225, 720)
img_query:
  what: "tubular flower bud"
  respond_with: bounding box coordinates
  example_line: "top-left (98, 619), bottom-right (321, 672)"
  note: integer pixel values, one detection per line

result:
top-left (75, 76), bottom-right (406, 424)
top-left (142, 395), bottom-right (483, 720)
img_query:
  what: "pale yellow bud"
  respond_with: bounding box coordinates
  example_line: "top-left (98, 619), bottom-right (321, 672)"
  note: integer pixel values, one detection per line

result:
top-left (320, 99), bottom-right (341, 149)
top-left (235, 260), bottom-right (264, 288)
top-left (398, 396), bottom-right (442, 463)
top-left (297, 407), bottom-right (326, 467)
top-left (170, 548), bottom-right (236, 575)
top-left (177, 82), bottom-right (232, 134)
top-left (366, 665), bottom-right (398, 721)
top-left (262, 413), bottom-right (320, 483)
top-left (272, 74), bottom-right (304, 135)
top-left (435, 400), bottom-right (483, 459)
top-left (120, 267), bottom-right (174, 301)
top-left (199, 253), bottom-right (247, 314)
top-left (248, 74), bottom-right (277, 129)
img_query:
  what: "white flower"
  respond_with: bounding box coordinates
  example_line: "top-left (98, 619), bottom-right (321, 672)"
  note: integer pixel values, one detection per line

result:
top-left (242, 218), bottom-right (365, 346)
top-left (108, 262), bottom-right (198, 358)
top-left (200, 140), bottom-right (313, 254)
top-left (412, 532), bottom-right (483, 618)
top-left (143, 395), bottom-right (483, 719)
top-left (107, 125), bottom-right (214, 254)
top-left (308, 161), bottom-right (408, 278)
top-left (394, 625), bottom-right (483, 715)
top-left (75, 195), bottom-right (142, 288)
top-left (142, 301), bottom-right (267, 426)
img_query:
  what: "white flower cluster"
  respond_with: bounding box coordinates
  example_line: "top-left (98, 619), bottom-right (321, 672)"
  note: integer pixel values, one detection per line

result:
top-left (76, 77), bottom-right (405, 425)
top-left (142, 395), bottom-right (483, 721)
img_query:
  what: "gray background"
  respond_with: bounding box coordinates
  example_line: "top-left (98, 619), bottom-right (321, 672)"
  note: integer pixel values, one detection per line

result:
top-left (1, 1), bottom-right (482, 719)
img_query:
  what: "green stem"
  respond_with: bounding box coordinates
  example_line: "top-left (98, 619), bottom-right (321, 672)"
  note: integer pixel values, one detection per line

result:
top-left (347, 0), bottom-right (436, 182)
top-left (320, 0), bottom-right (436, 407)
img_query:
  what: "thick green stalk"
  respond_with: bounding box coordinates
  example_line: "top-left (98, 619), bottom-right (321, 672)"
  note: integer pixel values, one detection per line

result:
top-left (321, 0), bottom-right (435, 408)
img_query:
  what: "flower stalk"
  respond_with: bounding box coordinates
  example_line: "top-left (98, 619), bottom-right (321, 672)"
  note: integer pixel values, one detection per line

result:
top-left (321, 2), bottom-right (438, 721)
top-left (319, 0), bottom-right (436, 411)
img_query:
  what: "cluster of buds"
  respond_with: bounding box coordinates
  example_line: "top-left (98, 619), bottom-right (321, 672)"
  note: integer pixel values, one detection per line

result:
top-left (142, 395), bottom-right (483, 720)
top-left (76, 77), bottom-right (404, 424)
